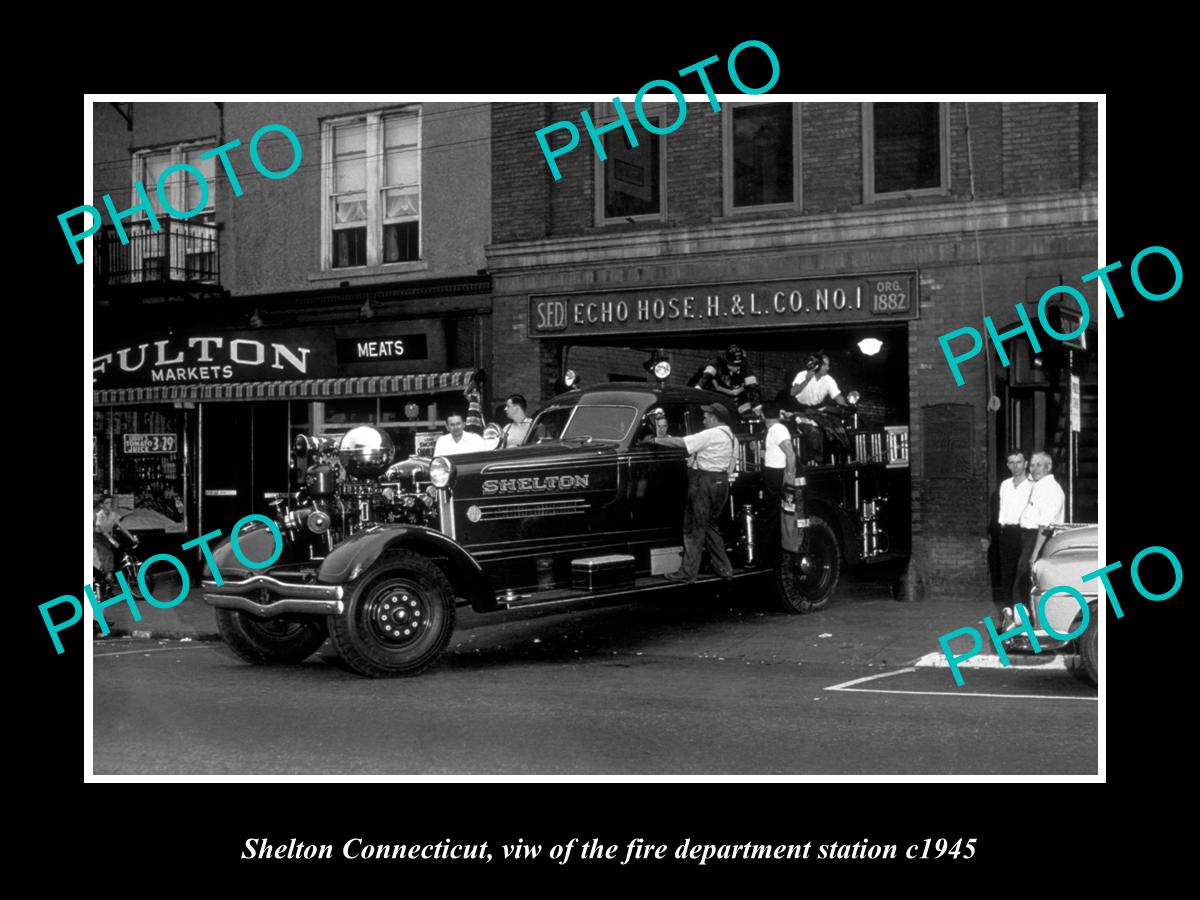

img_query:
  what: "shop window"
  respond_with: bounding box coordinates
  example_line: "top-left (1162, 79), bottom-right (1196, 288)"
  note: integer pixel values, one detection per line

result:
top-left (723, 102), bottom-right (800, 213)
top-left (99, 406), bottom-right (188, 532)
top-left (594, 103), bottom-right (666, 224)
top-left (862, 102), bottom-right (949, 201)
top-left (323, 108), bottom-right (422, 270)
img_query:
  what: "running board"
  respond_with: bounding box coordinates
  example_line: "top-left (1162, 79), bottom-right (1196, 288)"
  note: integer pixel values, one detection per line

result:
top-left (497, 569), bottom-right (765, 610)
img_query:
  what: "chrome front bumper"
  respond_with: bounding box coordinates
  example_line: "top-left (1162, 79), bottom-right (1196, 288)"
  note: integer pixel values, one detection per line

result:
top-left (202, 574), bottom-right (345, 617)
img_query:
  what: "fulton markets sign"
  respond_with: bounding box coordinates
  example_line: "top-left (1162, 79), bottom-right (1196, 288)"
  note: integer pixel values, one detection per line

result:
top-left (528, 273), bottom-right (918, 338)
top-left (93, 323), bottom-right (442, 388)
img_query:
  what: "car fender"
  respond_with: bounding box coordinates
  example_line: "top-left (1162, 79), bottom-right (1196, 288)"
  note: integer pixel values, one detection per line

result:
top-left (318, 525), bottom-right (496, 611)
top-left (203, 521), bottom-right (294, 582)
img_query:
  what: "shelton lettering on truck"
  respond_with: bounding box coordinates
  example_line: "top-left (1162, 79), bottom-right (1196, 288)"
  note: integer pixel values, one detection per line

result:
top-left (481, 475), bottom-right (590, 495)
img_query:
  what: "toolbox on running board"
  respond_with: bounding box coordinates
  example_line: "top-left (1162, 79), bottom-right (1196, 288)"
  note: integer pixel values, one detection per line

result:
top-left (571, 554), bottom-right (636, 592)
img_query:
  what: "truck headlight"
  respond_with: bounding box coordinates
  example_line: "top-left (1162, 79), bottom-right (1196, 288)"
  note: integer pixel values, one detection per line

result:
top-left (429, 456), bottom-right (454, 488)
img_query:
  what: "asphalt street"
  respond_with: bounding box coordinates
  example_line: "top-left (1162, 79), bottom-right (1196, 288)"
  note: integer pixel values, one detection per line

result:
top-left (92, 573), bottom-right (1098, 775)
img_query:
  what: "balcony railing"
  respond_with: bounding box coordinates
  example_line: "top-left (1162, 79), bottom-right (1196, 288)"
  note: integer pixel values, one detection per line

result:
top-left (93, 219), bottom-right (220, 289)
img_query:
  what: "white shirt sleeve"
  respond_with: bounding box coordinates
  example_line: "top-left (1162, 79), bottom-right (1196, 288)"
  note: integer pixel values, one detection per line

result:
top-left (683, 429), bottom-right (712, 456)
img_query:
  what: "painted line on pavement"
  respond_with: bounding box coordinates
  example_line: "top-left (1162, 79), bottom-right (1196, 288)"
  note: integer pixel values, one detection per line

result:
top-left (827, 685), bottom-right (1097, 701)
top-left (824, 667), bottom-right (917, 689)
top-left (825, 664), bottom-right (1097, 701)
top-left (94, 644), bottom-right (219, 659)
top-left (911, 651), bottom-right (1069, 670)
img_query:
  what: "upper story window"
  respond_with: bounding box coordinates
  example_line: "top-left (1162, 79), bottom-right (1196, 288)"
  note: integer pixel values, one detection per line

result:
top-left (723, 102), bottom-right (801, 214)
top-left (593, 103), bottom-right (667, 225)
top-left (133, 143), bottom-right (216, 223)
top-left (863, 102), bottom-right (950, 201)
top-left (323, 107), bottom-right (421, 270)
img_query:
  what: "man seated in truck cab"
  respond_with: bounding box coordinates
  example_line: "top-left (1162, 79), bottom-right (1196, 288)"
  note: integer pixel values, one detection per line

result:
top-left (639, 406), bottom-right (681, 442)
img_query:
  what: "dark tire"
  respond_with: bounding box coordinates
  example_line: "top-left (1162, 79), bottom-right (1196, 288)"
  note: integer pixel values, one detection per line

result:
top-left (216, 609), bottom-right (328, 665)
top-left (1077, 606), bottom-right (1098, 687)
top-left (327, 550), bottom-right (456, 678)
top-left (118, 559), bottom-right (147, 600)
top-left (774, 516), bottom-right (841, 614)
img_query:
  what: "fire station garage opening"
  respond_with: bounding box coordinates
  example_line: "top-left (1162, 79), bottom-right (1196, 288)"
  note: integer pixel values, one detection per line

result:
top-left (562, 325), bottom-right (910, 429)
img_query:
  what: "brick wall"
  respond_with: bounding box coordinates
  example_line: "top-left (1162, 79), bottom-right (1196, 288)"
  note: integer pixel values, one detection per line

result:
top-left (493, 100), bottom-right (1092, 243)
top-left (802, 104), bottom-right (862, 213)
top-left (1003, 102), bottom-right (1081, 195)
top-left (492, 104), bottom-right (549, 242)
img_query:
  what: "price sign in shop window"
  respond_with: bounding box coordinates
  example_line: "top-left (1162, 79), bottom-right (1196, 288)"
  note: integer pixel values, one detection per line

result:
top-left (122, 433), bottom-right (178, 454)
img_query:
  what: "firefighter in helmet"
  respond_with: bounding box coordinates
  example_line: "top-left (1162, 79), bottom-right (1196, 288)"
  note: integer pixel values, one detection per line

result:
top-left (688, 344), bottom-right (763, 419)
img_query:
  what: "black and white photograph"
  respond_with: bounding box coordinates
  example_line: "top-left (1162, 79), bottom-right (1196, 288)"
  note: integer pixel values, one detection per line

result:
top-left (75, 89), bottom-right (1123, 782)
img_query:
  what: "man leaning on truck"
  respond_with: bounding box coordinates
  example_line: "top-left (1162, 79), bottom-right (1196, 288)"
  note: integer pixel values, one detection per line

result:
top-left (645, 402), bottom-right (736, 584)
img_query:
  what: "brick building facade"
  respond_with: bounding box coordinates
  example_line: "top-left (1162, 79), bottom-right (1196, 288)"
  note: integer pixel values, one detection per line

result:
top-left (486, 100), bottom-right (1098, 599)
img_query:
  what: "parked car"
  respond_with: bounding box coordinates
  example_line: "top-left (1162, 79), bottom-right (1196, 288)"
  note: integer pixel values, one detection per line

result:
top-left (1030, 523), bottom-right (1099, 686)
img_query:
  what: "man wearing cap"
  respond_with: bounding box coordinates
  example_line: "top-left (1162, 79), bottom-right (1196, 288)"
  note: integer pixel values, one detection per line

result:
top-left (646, 402), bottom-right (736, 583)
top-left (689, 344), bottom-right (763, 419)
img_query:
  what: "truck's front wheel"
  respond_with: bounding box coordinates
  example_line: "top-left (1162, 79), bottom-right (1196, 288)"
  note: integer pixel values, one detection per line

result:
top-left (215, 609), bottom-right (328, 665)
top-left (774, 516), bottom-right (841, 614)
top-left (328, 550), bottom-right (456, 678)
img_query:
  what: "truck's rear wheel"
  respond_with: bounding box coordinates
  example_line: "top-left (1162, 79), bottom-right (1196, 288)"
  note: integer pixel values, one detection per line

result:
top-left (327, 550), bottom-right (456, 678)
top-left (774, 516), bottom-right (841, 614)
top-left (216, 609), bottom-right (328, 665)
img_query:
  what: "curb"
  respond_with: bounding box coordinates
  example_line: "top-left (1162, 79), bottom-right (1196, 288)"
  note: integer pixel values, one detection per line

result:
top-left (94, 625), bottom-right (222, 642)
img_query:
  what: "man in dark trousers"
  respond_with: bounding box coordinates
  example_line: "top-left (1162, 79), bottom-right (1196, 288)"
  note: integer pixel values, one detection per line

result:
top-left (993, 448), bottom-right (1032, 628)
top-left (760, 401), bottom-right (796, 560)
top-left (646, 402), bottom-right (736, 583)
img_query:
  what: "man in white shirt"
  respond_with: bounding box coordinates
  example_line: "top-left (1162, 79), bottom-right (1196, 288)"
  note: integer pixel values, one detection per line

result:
top-left (789, 352), bottom-right (850, 462)
top-left (1011, 450), bottom-right (1066, 619)
top-left (994, 449), bottom-right (1033, 627)
top-left (433, 413), bottom-right (487, 457)
top-left (647, 402), bottom-right (736, 583)
top-left (790, 352), bottom-right (849, 408)
top-left (498, 394), bottom-right (533, 449)
top-left (760, 402), bottom-right (796, 559)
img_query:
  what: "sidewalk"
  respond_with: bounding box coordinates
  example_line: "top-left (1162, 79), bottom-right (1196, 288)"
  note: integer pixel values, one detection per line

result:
top-left (93, 575), bottom-right (221, 641)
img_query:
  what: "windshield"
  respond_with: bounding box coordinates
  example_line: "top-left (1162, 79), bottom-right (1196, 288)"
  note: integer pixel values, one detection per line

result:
top-left (528, 405), bottom-right (638, 444)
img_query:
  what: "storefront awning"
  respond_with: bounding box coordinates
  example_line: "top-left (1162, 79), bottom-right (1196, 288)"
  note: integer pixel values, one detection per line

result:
top-left (93, 368), bottom-right (477, 406)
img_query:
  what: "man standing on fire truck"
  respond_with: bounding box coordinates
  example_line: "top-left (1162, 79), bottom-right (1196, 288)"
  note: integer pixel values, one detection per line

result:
top-left (689, 344), bottom-right (763, 419)
top-left (789, 352), bottom-right (851, 461)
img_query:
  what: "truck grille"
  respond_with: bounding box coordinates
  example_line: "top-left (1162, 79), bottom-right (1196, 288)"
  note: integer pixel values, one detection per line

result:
top-left (473, 499), bottom-right (590, 521)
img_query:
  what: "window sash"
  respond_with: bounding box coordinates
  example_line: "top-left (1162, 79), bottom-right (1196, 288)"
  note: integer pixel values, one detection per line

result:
top-left (862, 101), bottom-right (950, 201)
top-left (323, 107), bottom-right (422, 269)
top-left (593, 103), bottom-right (667, 224)
top-left (133, 142), bottom-right (217, 221)
top-left (722, 102), bottom-right (801, 214)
